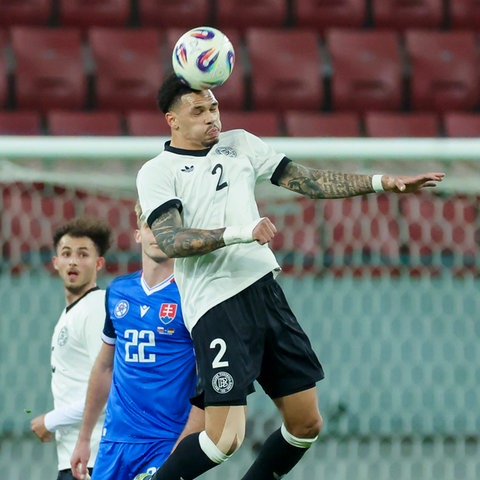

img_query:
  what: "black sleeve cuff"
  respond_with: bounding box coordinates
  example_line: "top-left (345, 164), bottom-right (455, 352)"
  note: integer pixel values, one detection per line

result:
top-left (147, 199), bottom-right (183, 228)
top-left (271, 157), bottom-right (292, 185)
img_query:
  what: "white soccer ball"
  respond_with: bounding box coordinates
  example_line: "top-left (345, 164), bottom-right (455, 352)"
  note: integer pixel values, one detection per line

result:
top-left (172, 27), bottom-right (235, 90)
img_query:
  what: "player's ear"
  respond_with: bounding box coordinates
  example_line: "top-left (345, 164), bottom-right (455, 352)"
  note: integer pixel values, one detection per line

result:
top-left (51, 256), bottom-right (59, 271)
top-left (96, 256), bottom-right (105, 272)
top-left (166, 112), bottom-right (178, 130)
top-left (134, 229), bottom-right (141, 245)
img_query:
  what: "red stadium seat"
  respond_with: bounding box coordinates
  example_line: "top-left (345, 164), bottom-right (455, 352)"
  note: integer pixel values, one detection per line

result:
top-left (246, 28), bottom-right (323, 112)
top-left (0, 30), bottom-right (7, 108)
top-left (47, 110), bottom-right (122, 135)
top-left (11, 27), bottom-right (86, 112)
top-left (371, 0), bottom-right (444, 30)
top-left (284, 111), bottom-right (361, 137)
top-left (0, 111), bottom-right (41, 135)
top-left (443, 112), bottom-right (480, 137)
top-left (89, 28), bottom-right (164, 112)
top-left (215, 0), bottom-right (287, 30)
top-left (57, 0), bottom-right (131, 29)
top-left (405, 30), bottom-right (480, 112)
top-left (364, 112), bottom-right (439, 137)
top-left (293, 0), bottom-right (367, 31)
top-left (125, 110), bottom-right (171, 136)
top-left (138, 0), bottom-right (212, 28)
top-left (220, 111), bottom-right (281, 137)
top-left (450, 0), bottom-right (480, 28)
top-left (327, 29), bottom-right (404, 112)
top-left (0, 0), bottom-right (51, 26)
top-left (166, 28), bottom-right (246, 110)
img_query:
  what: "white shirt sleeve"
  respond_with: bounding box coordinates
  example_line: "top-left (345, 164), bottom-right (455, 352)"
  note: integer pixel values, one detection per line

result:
top-left (44, 398), bottom-right (85, 431)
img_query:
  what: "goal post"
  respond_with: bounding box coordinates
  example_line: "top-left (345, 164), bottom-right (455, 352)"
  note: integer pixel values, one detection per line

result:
top-left (1, 136), bottom-right (479, 478)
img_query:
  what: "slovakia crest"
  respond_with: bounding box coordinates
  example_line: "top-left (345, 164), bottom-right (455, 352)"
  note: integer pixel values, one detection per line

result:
top-left (159, 303), bottom-right (177, 325)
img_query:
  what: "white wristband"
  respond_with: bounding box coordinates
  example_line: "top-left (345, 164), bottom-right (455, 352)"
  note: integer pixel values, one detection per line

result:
top-left (223, 218), bottom-right (264, 246)
top-left (371, 174), bottom-right (384, 192)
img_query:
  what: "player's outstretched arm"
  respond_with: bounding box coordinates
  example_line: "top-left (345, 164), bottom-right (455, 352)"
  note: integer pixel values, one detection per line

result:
top-left (71, 343), bottom-right (114, 480)
top-left (151, 208), bottom-right (276, 257)
top-left (277, 162), bottom-right (445, 199)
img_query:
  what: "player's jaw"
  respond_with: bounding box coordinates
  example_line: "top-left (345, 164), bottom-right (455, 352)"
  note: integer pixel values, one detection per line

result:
top-left (61, 267), bottom-right (96, 296)
top-left (203, 123), bottom-right (221, 147)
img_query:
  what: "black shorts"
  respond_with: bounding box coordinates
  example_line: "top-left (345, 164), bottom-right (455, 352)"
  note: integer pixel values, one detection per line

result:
top-left (191, 273), bottom-right (324, 407)
top-left (57, 468), bottom-right (92, 480)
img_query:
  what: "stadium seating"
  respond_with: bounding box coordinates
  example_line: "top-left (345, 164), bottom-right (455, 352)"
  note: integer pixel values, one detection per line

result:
top-left (0, 30), bottom-right (7, 108)
top-left (364, 112), bottom-right (439, 137)
top-left (246, 28), bottom-right (323, 112)
top-left (284, 111), bottom-right (361, 137)
top-left (292, 0), bottom-right (367, 31)
top-left (404, 30), bottom-right (480, 112)
top-left (57, 0), bottom-right (131, 29)
top-left (137, 0), bottom-right (213, 28)
top-left (442, 112), bottom-right (480, 137)
top-left (10, 27), bottom-right (86, 112)
top-left (214, 0), bottom-right (287, 29)
top-left (449, 0), bottom-right (480, 28)
top-left (88, 27), bottom-right (164, 112)
top-left (371, 0), bottom-right (445, 30)
top-left (166, 28), bottom-right (246, 110)
top-left (125, 110), bottom-right (171, 136)
top-left (0, 0), bottom-right (51, 26)
top-left (220, 111), bottom-right (281, 136)
top-left (0, 111), bottom-right (42, 135)
top-left (327, 29), bottom-right (404, 112)
top-left (46, 110), bottom-right (122, 135)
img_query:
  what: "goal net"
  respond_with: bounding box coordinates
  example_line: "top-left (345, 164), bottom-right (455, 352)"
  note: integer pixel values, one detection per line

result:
top-left (1, 137), bottom-right (479, 479)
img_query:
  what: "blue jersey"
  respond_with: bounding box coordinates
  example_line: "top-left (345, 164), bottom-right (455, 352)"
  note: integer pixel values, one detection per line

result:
top-left (102, 271), bottom-right (196, 443)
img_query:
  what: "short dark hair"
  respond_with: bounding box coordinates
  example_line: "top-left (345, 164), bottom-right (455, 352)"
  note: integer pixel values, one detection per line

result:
top-left (157, 71), bottom-right (198, 113)
top-left (53, 217), bottom-right (112, 256)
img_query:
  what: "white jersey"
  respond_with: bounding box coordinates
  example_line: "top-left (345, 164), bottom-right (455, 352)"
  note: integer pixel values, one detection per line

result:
top-left (50, 288), bottom-right (105, 470)
top-left (137, 129), bottom-right (286, 330)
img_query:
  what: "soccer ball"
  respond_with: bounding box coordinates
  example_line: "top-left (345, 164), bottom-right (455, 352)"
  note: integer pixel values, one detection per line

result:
top-left (172, 27), bottom-right (235, 90)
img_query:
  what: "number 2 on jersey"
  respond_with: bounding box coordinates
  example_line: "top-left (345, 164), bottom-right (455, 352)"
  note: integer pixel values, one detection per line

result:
top-left (212, 164), bottom-right (228, 191)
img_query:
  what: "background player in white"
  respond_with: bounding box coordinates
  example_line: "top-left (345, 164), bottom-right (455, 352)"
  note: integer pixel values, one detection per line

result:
top-left (135, 73), bottom-right (445, 480)
top-left (31, 217), bottom-right (111, 480)
top-left (70, 202), bottom-right (204, 480)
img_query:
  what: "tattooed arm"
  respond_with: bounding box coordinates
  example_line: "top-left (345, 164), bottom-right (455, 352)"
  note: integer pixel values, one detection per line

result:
top-left (277, 162), bottom-right (446, 199)
top-left (150, 207), bottom-right (276, 258)
top-left (150, 207), bottom-right (226, 258)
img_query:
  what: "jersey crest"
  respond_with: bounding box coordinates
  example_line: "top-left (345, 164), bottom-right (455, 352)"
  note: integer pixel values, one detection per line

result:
top-left (215, 146), bottom-right (237, 157)
top-left (57, 326), bottom-right (69, 346)
top-left (159, 303), bottom-right (178, 324)
top-left (114, 300), bottom-right (129, 318)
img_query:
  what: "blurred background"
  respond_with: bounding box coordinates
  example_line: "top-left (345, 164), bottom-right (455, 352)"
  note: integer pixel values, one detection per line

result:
top-left (0, 0), bottom-right (479, 479)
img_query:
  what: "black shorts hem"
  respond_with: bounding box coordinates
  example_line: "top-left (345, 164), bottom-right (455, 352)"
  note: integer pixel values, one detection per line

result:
top-left (266, 377), bottom-right (324, 401)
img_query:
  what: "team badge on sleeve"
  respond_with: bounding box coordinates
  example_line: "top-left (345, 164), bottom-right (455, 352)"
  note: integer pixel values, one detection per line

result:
top-left (114, 300), bottom-right (129, 318)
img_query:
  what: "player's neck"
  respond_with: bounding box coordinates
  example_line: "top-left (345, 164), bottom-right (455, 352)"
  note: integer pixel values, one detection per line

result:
top-left (64, 283), bottom-right (97, 307)
top-left (142, 259), bottom-right (174, 289)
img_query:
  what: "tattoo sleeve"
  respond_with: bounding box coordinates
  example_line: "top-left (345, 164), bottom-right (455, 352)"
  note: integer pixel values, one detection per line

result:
top-left (151, 207), bottom-right (226, 258)
top-left (277, 162), bottom-right (374, 199)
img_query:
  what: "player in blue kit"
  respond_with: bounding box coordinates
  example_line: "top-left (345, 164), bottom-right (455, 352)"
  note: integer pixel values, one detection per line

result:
top-left (70, 202), bottom-right (203, 480)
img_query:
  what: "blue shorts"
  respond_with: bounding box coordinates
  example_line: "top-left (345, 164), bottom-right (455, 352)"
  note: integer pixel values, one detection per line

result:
top-left (92, 439), bottom-right (174, 480)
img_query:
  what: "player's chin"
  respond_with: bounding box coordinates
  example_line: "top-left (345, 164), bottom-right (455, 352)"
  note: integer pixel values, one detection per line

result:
top-left (203, 136), bottom-right (220, 148)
